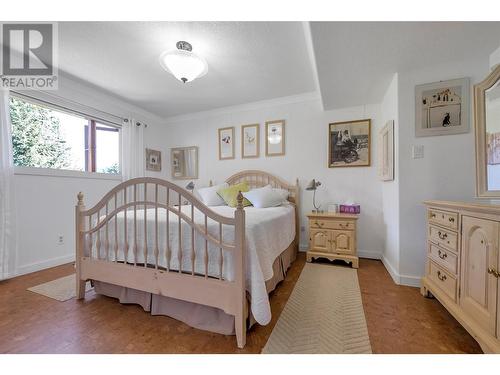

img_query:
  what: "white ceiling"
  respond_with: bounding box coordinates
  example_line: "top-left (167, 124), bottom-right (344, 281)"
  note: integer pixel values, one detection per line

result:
top-left (310, 22), bottom-right (500, 110)
top-left (58, 22), bottom-right (316, 118)
top-left (56, 22), bottom-right (500, 118)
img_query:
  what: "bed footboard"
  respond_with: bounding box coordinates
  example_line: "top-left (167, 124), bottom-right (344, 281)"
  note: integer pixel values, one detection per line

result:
top-left (75, 178), bottom-right (247, 348)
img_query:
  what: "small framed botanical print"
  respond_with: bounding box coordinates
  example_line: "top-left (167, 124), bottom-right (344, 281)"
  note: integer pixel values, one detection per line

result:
top-left (265, 120), bottom-right (285, 156)
top-left (415, 77), bottom-right (470, 137)
top-left (145, 148), bottom-right (162, 172)
top-left (329, 119), bottom-right (371, 168)
top-left (241, 123), bottom-right (260, 158)
top-left (218, 126), bottom-right (235, 160)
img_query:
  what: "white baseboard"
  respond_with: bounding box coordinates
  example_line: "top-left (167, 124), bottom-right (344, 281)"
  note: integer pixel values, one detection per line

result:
top-left (381, 254), bottom-right (421, 288)
top-left (357, 249), bottom-right (382, 260)
top-left (16, 254), bottom-right (75, 277)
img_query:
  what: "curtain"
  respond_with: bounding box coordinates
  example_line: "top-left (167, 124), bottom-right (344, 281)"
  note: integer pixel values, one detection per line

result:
top-left (121, 118), bottom-right (145, 181)
top-left (0, 90), bottom-right (16, 280)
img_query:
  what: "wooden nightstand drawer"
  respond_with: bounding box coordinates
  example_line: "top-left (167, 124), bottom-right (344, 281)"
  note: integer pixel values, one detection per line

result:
top-left (428, 208), bottom-right (459, 231)
top-left (428, 225), bottom-right (458, 252)
top-left (310, 219), bottom-right (354, 231)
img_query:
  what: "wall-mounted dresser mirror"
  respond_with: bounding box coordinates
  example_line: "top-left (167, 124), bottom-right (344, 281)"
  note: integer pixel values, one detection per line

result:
top-left (475, 65), bottom-right (500, 198)
top-left (171, 146), bottom-right (198, 180)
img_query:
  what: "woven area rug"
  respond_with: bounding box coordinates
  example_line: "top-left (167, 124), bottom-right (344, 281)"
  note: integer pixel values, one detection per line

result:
top-left (27, 274), bottom-right (92, 302)
top-left (262, 263), bottom-right (372, 354)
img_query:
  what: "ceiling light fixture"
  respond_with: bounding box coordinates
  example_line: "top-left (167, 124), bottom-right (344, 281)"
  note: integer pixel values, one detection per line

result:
top-left (159, 41), bottom-right (208, 84)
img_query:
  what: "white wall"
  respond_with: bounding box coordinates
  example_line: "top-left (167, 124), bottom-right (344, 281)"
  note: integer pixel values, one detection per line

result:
top-left (162, 94), bottom-right (385, 258)
top-left (380, 73), bottom-right (400, 283)
top-left (397, 57), bottom-right (490, 283)
top-left (490, 45), bottom-right (500, 69)
top-left (13, 74), bottom-right (165, 275)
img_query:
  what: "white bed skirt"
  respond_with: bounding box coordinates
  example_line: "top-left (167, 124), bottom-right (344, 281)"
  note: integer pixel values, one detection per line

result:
top-left (94, 243), bottom-right (297, 335)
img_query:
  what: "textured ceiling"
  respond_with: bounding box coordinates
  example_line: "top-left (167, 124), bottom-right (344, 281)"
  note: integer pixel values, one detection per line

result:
top-left (310, 22), bottom-right (500, 110)
top-left (58, 22), bottom-right (316, 118)
top-left (56, 21), bottom-right (500, 118)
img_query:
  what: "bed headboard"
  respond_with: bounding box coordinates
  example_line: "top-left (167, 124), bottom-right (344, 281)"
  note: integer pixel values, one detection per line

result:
top-left (224, 170), bottom-right (299, 205)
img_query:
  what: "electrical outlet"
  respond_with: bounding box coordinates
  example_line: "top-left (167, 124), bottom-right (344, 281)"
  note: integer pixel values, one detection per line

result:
top-left (58, 235), bottom-right (64, 245)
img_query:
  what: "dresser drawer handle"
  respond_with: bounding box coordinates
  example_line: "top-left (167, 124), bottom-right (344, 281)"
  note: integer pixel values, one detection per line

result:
top-left (449, 217), bottom-right (455, 223)
top-left (438, 249), bottom-right (447, 260)
top-left (339, 223), bottom-right (349, 228)
top-left (437, 270), bottom-right (447, 282)
top-left (430, 212), bottom-right (436, 218)
top-left (437, 231), bottom-right (448, 240)
top-left (314, 221), bottom-right (324, 228)
top-left (488, 267), bottom-right (500, 278)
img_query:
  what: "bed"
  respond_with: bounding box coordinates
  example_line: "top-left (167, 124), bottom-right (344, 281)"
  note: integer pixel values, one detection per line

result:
top-left (75, 170), bottom-right (300, 348)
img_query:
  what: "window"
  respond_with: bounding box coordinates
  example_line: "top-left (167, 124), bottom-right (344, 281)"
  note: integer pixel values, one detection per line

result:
top-left (9, 95), bottom-right (120, 175)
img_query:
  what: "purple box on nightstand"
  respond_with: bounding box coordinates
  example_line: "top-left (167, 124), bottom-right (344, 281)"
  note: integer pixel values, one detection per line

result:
top-left (340, 204), bottom-right (361, 214)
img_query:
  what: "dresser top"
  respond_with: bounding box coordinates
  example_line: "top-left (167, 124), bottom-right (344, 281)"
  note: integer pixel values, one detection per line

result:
top-left (307, 211), bottom-right (359, 219)
top-left (424, 200), bottom-right (500, 215)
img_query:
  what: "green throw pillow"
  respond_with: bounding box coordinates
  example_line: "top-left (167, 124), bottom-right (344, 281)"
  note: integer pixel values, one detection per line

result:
top-left (217, 182), bottom-right (252, 207)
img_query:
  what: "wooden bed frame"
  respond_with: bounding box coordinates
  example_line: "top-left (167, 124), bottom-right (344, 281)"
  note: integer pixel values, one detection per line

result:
top-left (75, 170), bottom-right (299, 348)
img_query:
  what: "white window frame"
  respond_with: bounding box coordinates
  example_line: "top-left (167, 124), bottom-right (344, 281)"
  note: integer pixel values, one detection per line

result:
top-left (10, 92), bottom-right (123, 180)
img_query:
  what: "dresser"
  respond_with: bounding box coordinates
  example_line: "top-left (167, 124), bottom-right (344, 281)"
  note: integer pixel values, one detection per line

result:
top-left (422, 200), bottom-right (500, 353)
top-left (306, 212), bottom-right (359, 268)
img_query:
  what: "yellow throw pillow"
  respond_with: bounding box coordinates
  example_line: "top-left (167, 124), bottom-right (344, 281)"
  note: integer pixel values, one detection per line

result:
top-left (217, 182), bottom-right (252, 207)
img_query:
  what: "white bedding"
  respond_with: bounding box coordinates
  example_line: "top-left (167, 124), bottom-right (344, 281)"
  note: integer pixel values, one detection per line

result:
top-left (86, 203), bottom-right (295, 325)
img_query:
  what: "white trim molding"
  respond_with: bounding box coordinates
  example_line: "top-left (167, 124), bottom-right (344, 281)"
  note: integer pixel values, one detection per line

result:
top-left (16, 253), bottom-right (75, 277)
top-left (357, 249), bottom-right (382, 260)
top-left (14, 166), bottom-right (122, 181)
top-left (164, 91), bottom-right (320, 124)
top-left (381, 254), bottom-right (421, 288)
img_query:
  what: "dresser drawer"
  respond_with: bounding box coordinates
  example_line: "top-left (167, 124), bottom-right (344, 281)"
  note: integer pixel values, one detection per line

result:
top-left (428, 208), bottom-right (459, 230)
top-left (428, 243), bottom-right (458, 274)
top-left (428, 260), bottom-right (457, 302)
top-left (429, 225), bottom-right (458, 252)
top-left (310, 219), bottom-right (354, 231)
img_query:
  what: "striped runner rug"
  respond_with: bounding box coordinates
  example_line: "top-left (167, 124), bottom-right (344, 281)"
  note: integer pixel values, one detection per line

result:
top-left (262, 262), bottom-right (372, 354)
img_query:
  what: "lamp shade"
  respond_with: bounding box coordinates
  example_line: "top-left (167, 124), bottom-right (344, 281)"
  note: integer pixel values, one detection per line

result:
top-left (159, 41), bottom-right (208, 84)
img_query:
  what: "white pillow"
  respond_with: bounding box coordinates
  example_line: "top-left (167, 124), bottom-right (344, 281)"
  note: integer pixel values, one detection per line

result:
top-left (242, 185), bottom-right (284, 208)
top-left (196, 183), bottom-right (228, 206)
top-left (273, 187), bottom-right (289, 203)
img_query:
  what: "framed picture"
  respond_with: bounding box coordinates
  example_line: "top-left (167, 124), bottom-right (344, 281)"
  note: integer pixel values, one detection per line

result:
top-left (171, 146), bottom-right (198, 180)
top-left (218, 126), bottom-right (235, 160)
top-left (415, 77), bottom-right (470, 137)
top-left (378, 120), bottom-right (394, 181)
top-left (328, 119), bottom-right (371, 168)
top-left (265, 120), bottom-right (285, 156)
top-left (145, 148), bottom-right (161, 172)
top-left (241, 123), bottom-right (260, 158)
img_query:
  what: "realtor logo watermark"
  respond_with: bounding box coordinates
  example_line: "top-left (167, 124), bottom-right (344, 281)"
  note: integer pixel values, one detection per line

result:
top-left (1, 22), bottom-right (58, 90)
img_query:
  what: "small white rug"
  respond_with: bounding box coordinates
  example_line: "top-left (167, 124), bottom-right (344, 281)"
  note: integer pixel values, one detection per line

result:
top-left (262, 263), bottom-right (372, 354)
top-left (27, 274), bottom-right (92, 302)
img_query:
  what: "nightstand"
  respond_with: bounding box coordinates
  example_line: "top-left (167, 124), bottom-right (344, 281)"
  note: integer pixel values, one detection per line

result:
top-left (306, 212), bottom-right (359, 268)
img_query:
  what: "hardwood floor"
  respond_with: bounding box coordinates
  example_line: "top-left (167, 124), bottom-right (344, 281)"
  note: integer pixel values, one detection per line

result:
top-left (0, 253), bottom-right (482, 354)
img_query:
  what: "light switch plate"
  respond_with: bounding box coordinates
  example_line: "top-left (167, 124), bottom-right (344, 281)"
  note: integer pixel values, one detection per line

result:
top-left (412, 145), bottom-right (424, 159)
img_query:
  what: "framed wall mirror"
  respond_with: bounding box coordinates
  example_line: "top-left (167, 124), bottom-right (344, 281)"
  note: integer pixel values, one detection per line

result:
top-left (171, 146), bottom-right (198, 180)
top-left (475, 65), bottom-right (500, 198)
